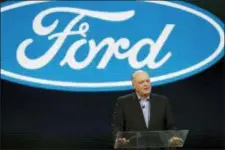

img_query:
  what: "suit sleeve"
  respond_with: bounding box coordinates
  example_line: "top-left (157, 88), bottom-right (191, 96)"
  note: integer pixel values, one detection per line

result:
top-left (165, 98), bottom-right (177, 130)
top-left (112, 97), bottom-right (125, 138)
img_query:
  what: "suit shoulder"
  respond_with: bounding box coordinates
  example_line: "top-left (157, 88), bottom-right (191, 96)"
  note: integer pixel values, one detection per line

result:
top-left (117, 93), bottom-right (133, 100)
top-left (151, 93), bottom-right (169, 102)
top-left (117, 93), bottom-right (134, 104)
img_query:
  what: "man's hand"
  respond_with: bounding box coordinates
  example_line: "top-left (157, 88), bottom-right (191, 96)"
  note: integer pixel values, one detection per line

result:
top-left (116, 137), bottom-right (129, 145)
top-left (169, 136), bottom-right (183, 146)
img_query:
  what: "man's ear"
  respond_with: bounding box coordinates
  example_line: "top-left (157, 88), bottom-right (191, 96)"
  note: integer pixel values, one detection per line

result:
top-left (132, 81), bottom-right (136, 90)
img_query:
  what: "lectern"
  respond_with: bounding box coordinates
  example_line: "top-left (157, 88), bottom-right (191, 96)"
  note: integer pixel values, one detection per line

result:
top-left (114, 130), bottom-right (189, 149)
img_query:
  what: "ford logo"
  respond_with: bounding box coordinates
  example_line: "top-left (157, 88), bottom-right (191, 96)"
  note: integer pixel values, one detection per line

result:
top-left (1, 1), bottom-right (224, 91)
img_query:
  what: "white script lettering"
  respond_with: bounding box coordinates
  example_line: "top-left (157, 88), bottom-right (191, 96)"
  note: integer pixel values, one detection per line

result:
top-left (17, 7), bottom-right (174, 70)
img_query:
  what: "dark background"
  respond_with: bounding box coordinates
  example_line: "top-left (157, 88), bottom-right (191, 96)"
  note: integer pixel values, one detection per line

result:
top-left (1, 0), bottom-right (225, 149)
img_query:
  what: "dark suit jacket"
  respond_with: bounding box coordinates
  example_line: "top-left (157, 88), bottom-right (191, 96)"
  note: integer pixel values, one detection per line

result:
top-left (112, 92), bottom-right (177, 137)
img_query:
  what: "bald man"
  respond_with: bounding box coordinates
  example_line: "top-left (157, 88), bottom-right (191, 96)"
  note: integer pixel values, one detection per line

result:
top-left (112, 70), bottom-right (177, 138)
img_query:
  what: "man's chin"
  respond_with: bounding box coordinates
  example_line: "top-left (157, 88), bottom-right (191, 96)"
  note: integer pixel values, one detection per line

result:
top-left (143, 92), bottom-right (150, 96)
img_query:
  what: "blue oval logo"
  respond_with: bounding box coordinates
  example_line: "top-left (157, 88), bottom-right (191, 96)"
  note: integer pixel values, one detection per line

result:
top-left (1, 1), bottom-right (224, 91)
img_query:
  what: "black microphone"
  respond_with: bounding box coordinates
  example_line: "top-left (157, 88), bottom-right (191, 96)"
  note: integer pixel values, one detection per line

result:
top-left (141, 105), bottom-right (145, 109)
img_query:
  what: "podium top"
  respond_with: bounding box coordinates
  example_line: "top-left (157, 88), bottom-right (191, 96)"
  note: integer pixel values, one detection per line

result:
top-left (114, 130), bottom-right (189, 149)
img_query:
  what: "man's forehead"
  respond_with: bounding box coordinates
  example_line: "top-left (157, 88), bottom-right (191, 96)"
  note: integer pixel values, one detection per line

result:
top-left (134, 72), bottom-right (149, 80)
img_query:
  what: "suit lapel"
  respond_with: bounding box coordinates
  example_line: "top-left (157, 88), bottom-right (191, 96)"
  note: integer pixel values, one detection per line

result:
top-left (131, 93), bottom-right (148, 130)
top-left (148, 94), bottom-right (156, 130)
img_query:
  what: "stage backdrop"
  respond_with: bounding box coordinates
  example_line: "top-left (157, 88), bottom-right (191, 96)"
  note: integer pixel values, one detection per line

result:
top-left (1, 0), bottom-right (224, 149)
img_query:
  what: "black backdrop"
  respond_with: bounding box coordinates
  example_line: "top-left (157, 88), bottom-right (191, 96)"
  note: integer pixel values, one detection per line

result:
top-left (1, 0), bottom-right (225, 149)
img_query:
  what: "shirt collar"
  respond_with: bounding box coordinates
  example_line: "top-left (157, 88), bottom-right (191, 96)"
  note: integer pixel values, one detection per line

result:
top-left (136, 92), bottom-right (150, 101)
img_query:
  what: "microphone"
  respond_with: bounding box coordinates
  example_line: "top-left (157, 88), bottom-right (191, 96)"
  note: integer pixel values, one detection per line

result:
top-left (141, 105), bottom-right (145, 109)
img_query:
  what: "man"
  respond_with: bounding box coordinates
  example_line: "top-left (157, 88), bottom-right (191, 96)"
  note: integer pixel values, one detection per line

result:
top-left (112, 70), bottom-right (181, 147)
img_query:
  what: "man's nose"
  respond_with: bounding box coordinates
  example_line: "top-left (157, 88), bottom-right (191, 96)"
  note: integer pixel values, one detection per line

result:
top-left (144, 82), bottom-right (149, 86)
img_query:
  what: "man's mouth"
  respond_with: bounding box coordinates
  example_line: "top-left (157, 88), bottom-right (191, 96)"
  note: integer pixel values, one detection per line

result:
top-left (144, 87), bottom-right (149, 90)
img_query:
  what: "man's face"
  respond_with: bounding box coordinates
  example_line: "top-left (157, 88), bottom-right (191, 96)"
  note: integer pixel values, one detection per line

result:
top-left (133, 72), bottom-right (151, 97)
